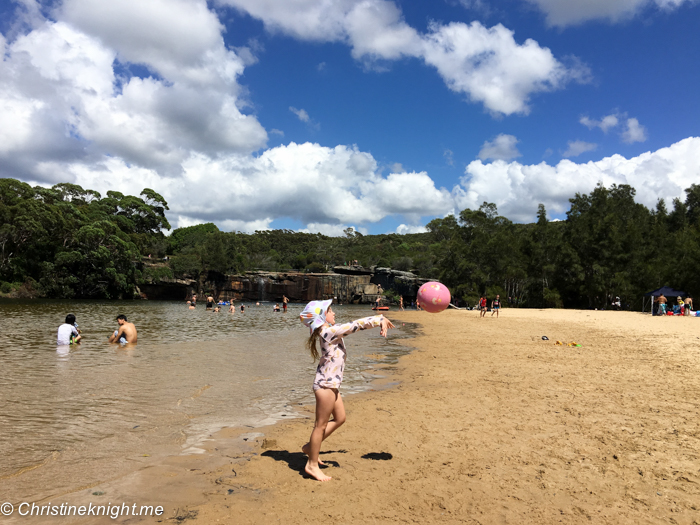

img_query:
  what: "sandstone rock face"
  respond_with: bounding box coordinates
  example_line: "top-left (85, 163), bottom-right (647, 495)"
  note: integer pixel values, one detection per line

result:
top-left (143, 266), bottom-right (433, 303)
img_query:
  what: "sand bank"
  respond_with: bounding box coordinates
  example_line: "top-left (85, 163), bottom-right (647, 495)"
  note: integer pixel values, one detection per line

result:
top-left (38, 309), bottom-right (700, 524)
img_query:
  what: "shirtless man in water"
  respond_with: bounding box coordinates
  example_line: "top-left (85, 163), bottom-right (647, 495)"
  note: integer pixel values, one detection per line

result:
top-left (109, 315), bottom-right (138, 344)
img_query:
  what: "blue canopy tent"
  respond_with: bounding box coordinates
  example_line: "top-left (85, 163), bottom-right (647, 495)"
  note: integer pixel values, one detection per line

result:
top-left (643, 286), bottom-right (687, 314)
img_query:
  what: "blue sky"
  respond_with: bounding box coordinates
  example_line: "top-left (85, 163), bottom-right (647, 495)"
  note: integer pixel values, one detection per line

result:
top-left (1, 0), bottom-right (699, 235)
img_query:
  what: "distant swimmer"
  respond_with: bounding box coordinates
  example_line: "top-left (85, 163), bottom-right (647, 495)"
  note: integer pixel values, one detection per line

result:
top-left (213, 306), bottom-right (221, 312)
top-left (109, 315), bottom-right (137, 344)
top-left (189, 304), bottom-right (196, 310)
top-left (57, 314), bottom-right (81, 346)
top-left (206, 295), bottom-right (214, 310)
top-left (229, 302), bottom-right (236, 313)
top-left (274, 303), bottom-right (281, 312)
top-left (282, 295), bottom-right (289, 312)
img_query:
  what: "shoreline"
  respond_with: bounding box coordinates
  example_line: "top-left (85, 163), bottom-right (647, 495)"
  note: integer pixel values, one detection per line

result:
top-left (17, 308), bottom-right (700, 524)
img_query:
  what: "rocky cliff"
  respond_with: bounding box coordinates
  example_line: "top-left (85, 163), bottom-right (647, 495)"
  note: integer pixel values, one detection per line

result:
top-left (140, 266), bottom-right (432, 303)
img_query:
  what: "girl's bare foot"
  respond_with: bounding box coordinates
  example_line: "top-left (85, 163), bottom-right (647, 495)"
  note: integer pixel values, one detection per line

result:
top-left (305, 461), bottom-right (332, 481)
top-left (301, 443), bottom-right (325, 466)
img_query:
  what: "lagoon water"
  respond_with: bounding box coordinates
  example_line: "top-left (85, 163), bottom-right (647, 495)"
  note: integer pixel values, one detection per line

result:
top-left (0, 300), bottom-right (414, 501)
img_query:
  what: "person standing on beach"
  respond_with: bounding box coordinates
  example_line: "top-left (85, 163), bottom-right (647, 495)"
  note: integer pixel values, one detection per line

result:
top-left (109, 315), bottom-right (137, 344)
top-left (491, 295), bottom-right (501, 317)
top-left (684, 296), bottom-right (693, 315)
top-left (299, 300), bottom-right (394, 482)
top-left (657, 293), bottom-right (667, 315)
top-left (399, 295), bottom-right (404, 311)
top-left (479, 296), bottom-right (487, 317)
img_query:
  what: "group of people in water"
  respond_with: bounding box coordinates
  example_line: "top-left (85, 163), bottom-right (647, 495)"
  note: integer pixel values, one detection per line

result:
top-left (185, 294), bottom-right (290, 313)
top-left (56, 313), bottom-right (138, 347)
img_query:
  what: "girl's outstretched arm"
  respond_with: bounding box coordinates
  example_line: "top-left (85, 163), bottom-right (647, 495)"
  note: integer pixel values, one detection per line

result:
top-left (322, 315), bottom-right (393, 342)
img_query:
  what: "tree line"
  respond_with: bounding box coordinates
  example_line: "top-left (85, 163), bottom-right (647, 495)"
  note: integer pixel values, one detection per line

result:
top-left (2, 177), bottom-right (699, 308)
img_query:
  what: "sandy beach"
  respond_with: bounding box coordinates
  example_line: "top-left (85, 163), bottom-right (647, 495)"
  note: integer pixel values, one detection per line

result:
top-left (27, 308), bottom-right (700, 524)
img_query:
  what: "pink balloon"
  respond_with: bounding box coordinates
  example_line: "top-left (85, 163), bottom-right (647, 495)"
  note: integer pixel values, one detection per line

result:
top-left (417, 282), bottom-right (451, 313)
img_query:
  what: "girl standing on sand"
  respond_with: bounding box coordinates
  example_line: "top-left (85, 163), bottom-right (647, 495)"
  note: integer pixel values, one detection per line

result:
top-left (299, 300), bottom-right (394, 481)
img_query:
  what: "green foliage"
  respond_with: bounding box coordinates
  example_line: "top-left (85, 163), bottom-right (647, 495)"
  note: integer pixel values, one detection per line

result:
top-left (168, 254), bottom-right (203, 278)
top-left (426, 184), bottom-right (700, 310)
top-left (0, 178), bottom-right (169, 298)
top-left (141, 265), bottom-right (174, 283)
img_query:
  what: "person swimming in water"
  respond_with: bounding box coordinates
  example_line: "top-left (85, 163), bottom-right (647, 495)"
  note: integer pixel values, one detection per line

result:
top-left (109, 315), bottom-right (138, 344)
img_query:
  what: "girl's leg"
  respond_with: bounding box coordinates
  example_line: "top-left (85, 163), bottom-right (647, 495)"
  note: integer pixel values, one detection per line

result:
top-left (302, 393), bottom-right (346, 455)
top-left (304, 388), bottom-right (337, 481)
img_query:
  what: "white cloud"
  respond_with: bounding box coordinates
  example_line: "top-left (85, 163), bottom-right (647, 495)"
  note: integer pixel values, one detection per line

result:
top-left (289, 106), bottom-right (310, 122)
top-left (459, 137), bottom-right (700, 222)
top-left (580, 112), bottom-right (647, 144)
top-left (443, 149), bottom-right (454, 166)
top-left (396, 224), bottom-right (428, 234)
top-left (622, 117), bottom-right (648, 143)
top-left (580, 114), bottom-right (619, 133)
top-left (525, 0), bottom-right (696, 27)
top-left (58, 0), bottom-right (229, 85)
top-left (220, 0), bottom-right (587, 115)
top-left (0, 3), bottom-right (267, 181)
top-left (562, 140), bottom-right (597, 157)
top-left (49, 142), bottom-right (455, 231)
top-left (478, 134), bottom-right (521, 161)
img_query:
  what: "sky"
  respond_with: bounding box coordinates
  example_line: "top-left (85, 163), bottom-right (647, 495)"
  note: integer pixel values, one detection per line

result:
top-left (0, 0), bottom-right (699, 235)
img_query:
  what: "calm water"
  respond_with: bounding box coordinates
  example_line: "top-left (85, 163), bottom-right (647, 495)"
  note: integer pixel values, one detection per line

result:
top-left (0, 300), bottom-right (414, 501)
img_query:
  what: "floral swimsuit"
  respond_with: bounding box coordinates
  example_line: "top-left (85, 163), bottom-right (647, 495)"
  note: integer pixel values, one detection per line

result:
top-left (313, 315), bottom-right (384, 391)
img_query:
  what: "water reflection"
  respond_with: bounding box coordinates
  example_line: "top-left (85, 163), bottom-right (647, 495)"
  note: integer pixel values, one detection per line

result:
top-left (0, 300), bottom-right (415, 500)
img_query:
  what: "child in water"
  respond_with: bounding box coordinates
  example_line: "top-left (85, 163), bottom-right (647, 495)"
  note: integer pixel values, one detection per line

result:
top-left (299, 300), bottom-right (394, 481)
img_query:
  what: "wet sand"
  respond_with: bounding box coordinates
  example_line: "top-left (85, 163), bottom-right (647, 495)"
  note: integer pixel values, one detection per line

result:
top-left (34, 309), bottom-right (700, 524)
